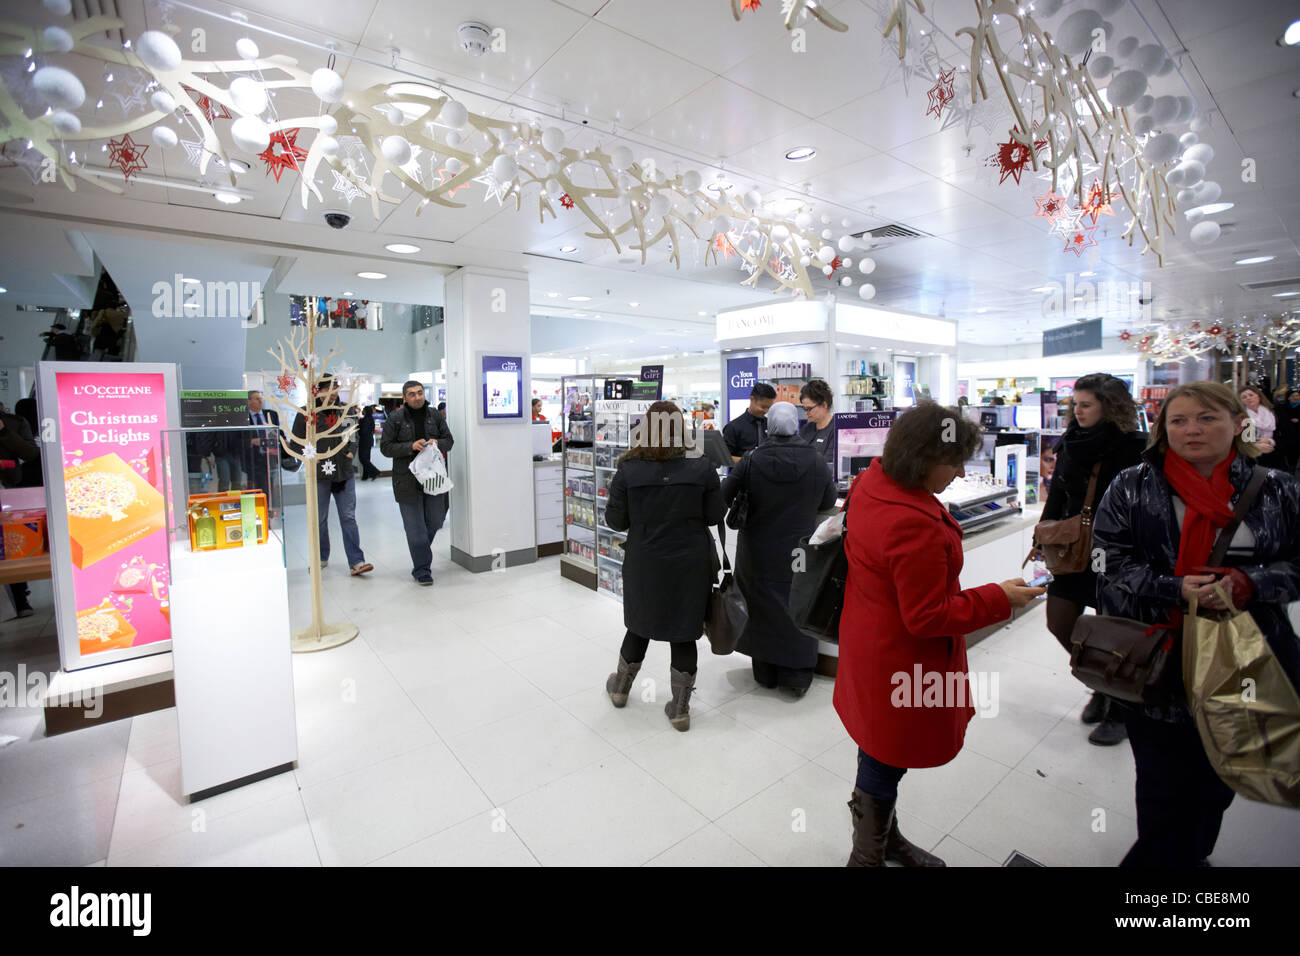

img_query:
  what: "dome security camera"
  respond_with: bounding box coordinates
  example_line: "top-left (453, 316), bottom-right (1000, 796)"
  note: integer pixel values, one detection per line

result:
top-left (323, 210), bottom-right (352, 229)
top-left (458, 22), bottom-right (492, 56)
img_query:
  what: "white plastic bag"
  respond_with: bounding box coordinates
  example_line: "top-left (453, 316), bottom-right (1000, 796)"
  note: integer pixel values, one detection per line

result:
top-left (410, 443), bottom-right (453, 495)
top-left (809, 511), bottom-right (845, 546)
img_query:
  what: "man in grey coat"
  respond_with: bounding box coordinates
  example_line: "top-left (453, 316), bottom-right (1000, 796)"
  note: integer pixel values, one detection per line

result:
top-left (380, 380), bottom-right (455, 585)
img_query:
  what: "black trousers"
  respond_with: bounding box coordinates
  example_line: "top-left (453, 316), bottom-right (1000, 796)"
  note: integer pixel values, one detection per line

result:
top-left (1121, 712), bottom-right (1235, 867)
top-left (619, 631), bottom-right (698, 675)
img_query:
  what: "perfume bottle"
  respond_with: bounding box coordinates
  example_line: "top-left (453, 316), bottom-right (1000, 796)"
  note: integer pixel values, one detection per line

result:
top-left (196, 507), bottom-right (216, 550)
top-left (240, 493), bottom-right (257, 546)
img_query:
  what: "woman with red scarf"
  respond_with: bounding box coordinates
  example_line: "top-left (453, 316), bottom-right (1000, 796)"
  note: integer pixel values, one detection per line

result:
top-left (1093, 382), bottom-right (1300, 867)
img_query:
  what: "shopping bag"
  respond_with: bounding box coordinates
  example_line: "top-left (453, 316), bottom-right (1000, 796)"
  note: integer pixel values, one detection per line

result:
top-left (790, 498), bottom-right (854, 640)
top-left (705, 525), bottom-right (746, 655)
top-left (1183, 583), bottom-right (1300, 808)
top-left (410, 443), bottom-right (453, 496)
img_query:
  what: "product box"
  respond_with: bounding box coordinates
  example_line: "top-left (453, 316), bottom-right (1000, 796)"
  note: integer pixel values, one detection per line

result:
top-left (76, 598), bottom-right (138, 654)
top-left (186, 490), bottom-right (269, 551)
top-left (1, 510), bottom-right (47, 561)
top-left (63, 453), bottom-right (166, 568)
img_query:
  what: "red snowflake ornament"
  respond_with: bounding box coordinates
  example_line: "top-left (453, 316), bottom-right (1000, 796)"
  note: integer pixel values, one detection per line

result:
top-left (1207, 325), bottom-right (1222, 336)
top-left (987, 128), bottom-right (1047, 185)
top-left (1063, 223), bottom-right (1099, 257)
top-left (559, 193), bottom-right (575, 210)
top-left (713, 234), bottom-right (735, 260)
top-left (276, 372), bottom-right (295, 392)
top-left (740, 0), bottom-right (762, 11)
top-left (258, 128), bottom-right (307, 183)
top-left (1033, 190), bottom-right (1069, 223)
top-left (1081, 179), bottom-right (1115, 225)
top-left (830, 256), bottom-right (844, 273)
top-left (180, 84), bottom-right (232, 124)
top-left (925, 69), bottom-right (957, 120)
top-left (107, 134), bottom-right (149, 181)
top-left (1119, 330), bottom-right (1132, 342)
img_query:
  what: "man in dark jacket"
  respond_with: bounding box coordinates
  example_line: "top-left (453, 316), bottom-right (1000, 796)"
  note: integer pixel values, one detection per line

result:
top-left (292, 375), bottom-right (373, 576)
top-left (723, 402), bottom-right (836, 695)
top-left (380, 380), bottom-right (454, 585)
top-left (1, 406), bottom-right (42, 617)
top-left (722, 383), bottom-right (775, 462)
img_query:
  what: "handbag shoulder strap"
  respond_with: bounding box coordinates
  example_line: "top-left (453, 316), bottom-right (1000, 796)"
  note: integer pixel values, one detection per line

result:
top-left (716, 523), bottom-right (732, 573)
top-left (1080, 460), bottom-right (1103, 517)
top-left (1207, 466), bottom-right (1268, 566)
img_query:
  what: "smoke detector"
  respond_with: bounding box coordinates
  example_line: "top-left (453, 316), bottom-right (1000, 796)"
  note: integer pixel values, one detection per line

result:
top-left (458, 22), bottom-right (492, 56)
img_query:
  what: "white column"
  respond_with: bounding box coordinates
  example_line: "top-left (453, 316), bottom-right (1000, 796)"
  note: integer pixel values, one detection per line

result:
top-left (443, 267), bottom-right (536, 571)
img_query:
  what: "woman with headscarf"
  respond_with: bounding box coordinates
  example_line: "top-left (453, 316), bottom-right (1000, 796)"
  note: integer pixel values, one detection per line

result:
top-left (723, 401), bottom-right (836, 696)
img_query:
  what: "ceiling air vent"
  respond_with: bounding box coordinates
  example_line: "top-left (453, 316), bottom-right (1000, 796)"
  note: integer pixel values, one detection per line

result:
top-left (851, 223), bottom-right (930, 248)
top-left (1240, 276), bottom-right (1300, 293)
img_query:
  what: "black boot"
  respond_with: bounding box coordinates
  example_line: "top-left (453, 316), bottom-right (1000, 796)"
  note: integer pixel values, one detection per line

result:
top-left (886, 815), bottom-right (946, 866)
top-left (1080, 691), bottom-right (1107, 725)
top-left (664, 667), bottom-right (695, 732)
top-left (604, 655), bottom-right (641, 708)
top-left (1088, 697), bottom-right (1128, 746)
top-left (846, 788), bottom-right (893, 867)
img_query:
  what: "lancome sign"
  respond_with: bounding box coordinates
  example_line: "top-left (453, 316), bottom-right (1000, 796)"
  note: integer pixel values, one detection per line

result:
top-left (716, 301), bottom-right (827, 341)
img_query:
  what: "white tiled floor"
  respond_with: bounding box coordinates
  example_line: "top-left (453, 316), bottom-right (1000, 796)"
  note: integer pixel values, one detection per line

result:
top-left (2, 478), bottom-right (1299, 867)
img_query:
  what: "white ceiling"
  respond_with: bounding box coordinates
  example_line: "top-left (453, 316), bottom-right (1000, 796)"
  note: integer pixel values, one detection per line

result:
top-left (0, 0), bottom-right (1296, 361)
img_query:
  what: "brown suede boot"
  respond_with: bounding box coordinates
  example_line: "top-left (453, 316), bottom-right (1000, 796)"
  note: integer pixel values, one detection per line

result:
top-left (886, 815), bottom-right (946, 867)
top-left (663, 667), bottom-right (695, 732)
top-left (846, 788), bottom-right (892, 867)
top-left (605, 655), bottom-right (641, 708)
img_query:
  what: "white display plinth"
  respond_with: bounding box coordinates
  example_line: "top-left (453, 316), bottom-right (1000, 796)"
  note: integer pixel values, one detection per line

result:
top-left (169, 530), bottom-right (297, 798)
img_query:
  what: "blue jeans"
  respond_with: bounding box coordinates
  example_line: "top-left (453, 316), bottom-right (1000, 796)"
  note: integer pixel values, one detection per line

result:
top-left (856, 749), bottom-right (907, 801)
top-left (317, 476), bottom-right (364, 567)
top-left (398, 493), bottom-right (448, 579)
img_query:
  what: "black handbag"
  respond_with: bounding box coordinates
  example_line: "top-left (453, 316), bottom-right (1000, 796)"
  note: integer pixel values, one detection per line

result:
top-left (1069, 466), bottom-right (1266, 703)
top-left (705, 524), bottom-right (747, 655)
top-left (725, 453), bottom-right (751, 531)
top-left (789, 477), bottom-right (857, 640)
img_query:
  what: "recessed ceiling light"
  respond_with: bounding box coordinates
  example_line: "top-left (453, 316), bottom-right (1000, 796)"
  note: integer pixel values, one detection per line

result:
top-left (784, 146), bottom-right (817, 162)
top-left (1235, 255), bottom-right (1275, 265)
top-left (976, 307), bottom-right (988, 313)
top-left (343, 291), bottom-right (354, 296)
top-left (213, 191), bottom-right (242, 204)
top-left (1031, 285), bottom-right (1055, 293)
top-left (1189, 202), bottom-right (1234, 216)
top-left (357, 271), bottom-right (387, 279)
top-left (546, 291), bottom-right (559, 297)
top-left (385, 243), bottom-right (421, 254)
top-left (568, 295), bottom-right (591, 302)
top-left (628, 301), bottom-right (639, 307)
top-left (698, 311), bottom-right (708, 316)
top-left (1079, 271), bottom-right (1095, 277)
top-left (0, 287), bottom-right (7, 293)
top-left (559, 245), bottom-right (578, 253)
top-left (1273, 291), bottom-right (1298, 298)
top-left (1281, 19), bottom-right (1300, 45)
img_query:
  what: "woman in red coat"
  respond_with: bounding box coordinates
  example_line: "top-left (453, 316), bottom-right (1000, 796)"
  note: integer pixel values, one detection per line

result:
top-left (833, 402), bottom-right (1045, 866)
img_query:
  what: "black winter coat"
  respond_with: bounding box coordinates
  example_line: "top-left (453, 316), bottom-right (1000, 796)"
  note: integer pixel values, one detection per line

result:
top-left (1093, 451), bottom-right (1300, 722)
top-left (379, 403), bottom-right (454, 502)
top-left (1042, 420), bottom-right (1147, 607)
top-left (0, 413), bottom-right (39, 489)
top-left (723, 436), bottom-right (836, 668)
top-left (1276, 402), bottom-right (1300, 473)
top-left (606, 455), bottom-right (724, 642)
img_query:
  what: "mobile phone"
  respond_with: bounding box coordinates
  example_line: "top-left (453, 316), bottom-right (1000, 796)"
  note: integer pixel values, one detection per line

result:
top-left (1027, 571), bottom-right (1053, 588)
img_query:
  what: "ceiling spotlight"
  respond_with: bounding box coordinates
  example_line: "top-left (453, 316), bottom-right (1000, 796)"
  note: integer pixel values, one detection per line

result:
top-left (0, 287), bottom-right (7, 293)
top-left (1281, 19), bottom-right (1300, 46)
top-left (784, 146), bottom-right (817, 162)
top-left (385, 243), bottom-right (421, 254)
top-left (1273, 291), bottom-right (1298, 298)
top-left (357, 271), bottom-right (387, 279)
top-left (559, 245), bottom-right (578, 253)
top-left (343, 291), bottom-right (354, 296)
top-left (628, 301), bottom-right (639, 307)
top-left (1235, 254), bottom-right (1275, 265)
top-left (568, 295), bottom-right (592, 301)
top-left (213, 191), bottom-right (242, 204)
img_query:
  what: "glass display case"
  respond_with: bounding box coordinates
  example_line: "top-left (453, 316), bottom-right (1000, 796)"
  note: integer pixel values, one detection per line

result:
top-left (560, 375), bottom-right (598, 588)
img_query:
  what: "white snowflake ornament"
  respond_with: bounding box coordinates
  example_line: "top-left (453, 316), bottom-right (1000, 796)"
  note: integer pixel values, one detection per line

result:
top-left (301, 443), bottom-right (317, 461)
top-left (320, 459), bottom-right (336, 476)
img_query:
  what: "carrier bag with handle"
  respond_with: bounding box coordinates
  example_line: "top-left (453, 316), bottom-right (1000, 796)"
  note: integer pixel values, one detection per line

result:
top-left (705, 523), bottom-right (747, 655)
top-left (1032, 461), bottom-right (1101, 575)
top-left (1184, 583), bottom-right (1300, 808)
top-left (789, 472), bottom-right (859, 640)
top-left (409, 442), bottom-right (453, 495)
top-left (1068, 465), bottom-right (1266, 706)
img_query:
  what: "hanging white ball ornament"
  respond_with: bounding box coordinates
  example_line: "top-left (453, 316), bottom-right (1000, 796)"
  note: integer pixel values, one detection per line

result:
top-left (1175, 96), bottom-right (1197, 123)
top-left (1144, 132), bottom-right (1179, 164)
top-left (800, 255), bottom-right (812, 267)
top-left (151, 125), bottom-right (178, 148)
top-left (136, 30), bottom-right (182, 72)
top-left (1149, 95), bottom-right (1179, 124)
top-left (1093, 0), bottom-right (1124, 14)
top-left (492, 154), bottom-right (518, 181)
top-left (1190, 116), bottom-right (1210, 132)
top-left (541, 127), bottom-right (565, 154)
top-left (1088, 55), bottom-right (1114, 79)
top-left (1189, 220), bottom-right (1220, 245)
top-left (42, 26), bottom-right (74, 53)
top-left (545, 159), bottom-right (559, 176)
top-left (150, 90), bottom-right (175, 114)
top-left (236, 38), bottom-right (260, 61)
top-left (770, 224), bottom-right (790, 242)
top-left (1133, 94), bottom-right (1154, 114)
top-left (445, 157), bottom-right (464, 175)
top-left (1133, 115), bottom-right (1155, 136)
top-left (744, 189), bottom-right (763, 210)
top-left (837, 235), bottom-right (855, 253)
top-left (444, 130), bottom-right (462, 149)
top-left (439, 99), bottom-right (468, 129)
top-left (1166, 165), bottom-right (1187, 188)
top-left (712, 215), bottom-right (731, 236)
top-left (822, 265), bottom-right (834, 277)
top-left (1177, 160), bottom-right (1205, 187)
top-left (49, 110), bottom-right (81, 136)
top-left (840, 276), bottom-right (853, 287)
top-left (33, 66), bottom-right (85, 110)
top-left (1116, 36), bottom-right (1140, 60)
top-left (858, 257), bottom-right (876, 275)
top-left (545, 178), bottom-right (563, 199)
top-left (318, 114), bottom-right (338, 136)
top-left (1183, 143), bottom-right (1214, 165)
top-left (381, 135), bottom-right (412, 166)
top-left (1133, 44), bottom-right (1166, 76)
top-left (1179, 132), bottom-right (1198, 147)
top-left (1035, 0), bottom-right (1064, 16)
top-left (816, 245), bottom-right (834, 262)
top-left (308, 67), bottom-right (344, 104)
top-left (841, 257), bottom-right (852, 269)
top-left (681, 169), bottom-right (701, 193)
top-left (318, 135), bottom-right (339, 158)
top-left (1176, 188), bottom-right (1195, 204)
top-left (1105, 70), bottom-right (1147, 108)
top-left (1193, 181), bottom-right (1221, 203)
top-left (858, 283), bottom-right (876, 301)
top-left (650, 193), bottom-right (671, 217)
top-left (43, 0), bottom-right (73, 13)
top-left (229, 115), bottom-right (271, 153)
top-left (1185, 207), bottom-right (1205, 224)
top-left (1057, 10), bottom-right (1103, 57)
top-left (609, 146), bottom-right (632, 170)
top-left (229, 76), bottom-right (267, 116)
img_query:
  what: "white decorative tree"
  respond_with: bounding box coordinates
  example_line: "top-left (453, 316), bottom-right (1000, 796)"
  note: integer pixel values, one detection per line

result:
top-left (260, 320), bottom-right (359, 652)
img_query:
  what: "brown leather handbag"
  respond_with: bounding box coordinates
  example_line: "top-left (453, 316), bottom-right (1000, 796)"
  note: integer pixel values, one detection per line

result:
top-left (1033, 461), bottom-right (1101, 575)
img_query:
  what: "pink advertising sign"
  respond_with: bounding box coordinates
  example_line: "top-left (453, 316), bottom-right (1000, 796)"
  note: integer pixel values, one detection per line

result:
top-left (52, 369), bottom-right (174, 664)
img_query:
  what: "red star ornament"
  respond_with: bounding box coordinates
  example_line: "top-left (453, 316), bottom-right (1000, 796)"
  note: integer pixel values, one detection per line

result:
top-left (275, 373), bottom-right (295, 392)
top-left (713, 234), bottom-right (735, 260)
top-left (740, 0), bottom-right (762, 11)
top-left (435, 167), bottom-right (471, 196)
top-left (925, 68), bottom-right (956, 120)
top-left (559, 193), bottom-right (575, 210)
top-left (1081, 179), bottom-right (1115, 225)
top-left (180, 84), bottom-right (232, 124)
top-left (829, 256), bottom-right (844, 273)
top-left (1118, 330), bottom-right (1132, 342)
top-left (107, 134), bottom-right (149, 181)
top-left (258, 128), bottom-right (307, 183)
top-left (1033, 190), bottom-right (1069, 223)
top-left (1063, 222), bottom-right (1099, 257)
top-left (987, 129), bottom-right (1048, 185)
